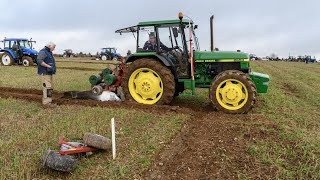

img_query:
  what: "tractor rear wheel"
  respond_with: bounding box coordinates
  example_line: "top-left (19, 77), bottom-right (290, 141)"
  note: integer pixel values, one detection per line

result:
top-left (1, 52), bottom-right (14, 66)
top-left (122, 58), bottom-right (175, 105)
top-left (22, 56), bottom-right (34, 67)
top-left (210, 70), bottom-right (256, 114)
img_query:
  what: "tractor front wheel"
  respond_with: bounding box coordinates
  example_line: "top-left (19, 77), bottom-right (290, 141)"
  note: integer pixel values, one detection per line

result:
top-left (22, 56), bottom-right (34, 67)
top-left (1, 52), bottom-right (14, 66)
top-left (210, 70), bottom-right (256, 114)
top-left (122, 58), bottom-right (175, 105)
top-left (101, 55), bottom-right (107, 61)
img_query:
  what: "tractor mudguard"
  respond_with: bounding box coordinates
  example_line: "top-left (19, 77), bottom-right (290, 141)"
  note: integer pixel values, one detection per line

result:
top-left (249, 72), bottom-right (269, 93)
top-left (125, 54), bottom-right (174, 67)
top-left (0, 49), bottom-right (16, 59)
top-left (23, 48), bottom-right (38, 55)
top-left (112, 52), bottom-right (121, 57)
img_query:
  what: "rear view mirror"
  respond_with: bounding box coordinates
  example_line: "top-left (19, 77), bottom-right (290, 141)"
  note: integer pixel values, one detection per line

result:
top-left (194, 25), bottom-right (198, 29)
top-left (172, 28), bottom-right (179, 38)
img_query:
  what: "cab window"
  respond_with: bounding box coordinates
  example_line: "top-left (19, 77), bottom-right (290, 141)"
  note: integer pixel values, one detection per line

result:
top-left (138, 26), bottom-right (156, 52)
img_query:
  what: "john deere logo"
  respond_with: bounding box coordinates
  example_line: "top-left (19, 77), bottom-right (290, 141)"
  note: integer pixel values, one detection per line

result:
top-left (195, 59), bottom-right (247, 63)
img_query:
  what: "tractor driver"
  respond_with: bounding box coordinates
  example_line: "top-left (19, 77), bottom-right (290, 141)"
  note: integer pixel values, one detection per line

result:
top-left (12, 41), bottom-right (23, 58)
top-left (143, 32), bottom-right (170, 52)
top-left (12, 42), bottom-right (18, 50)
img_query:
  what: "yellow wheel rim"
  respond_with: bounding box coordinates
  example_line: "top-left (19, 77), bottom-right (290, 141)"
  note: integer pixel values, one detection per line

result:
top-left (215, 79), bottom-right (248, 110)
top-left (128, 68), bottom-right (163, 104)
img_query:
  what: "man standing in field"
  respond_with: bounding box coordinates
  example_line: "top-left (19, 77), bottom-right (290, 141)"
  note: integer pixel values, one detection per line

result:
top-left (37, 42), bottom-right (56, 106)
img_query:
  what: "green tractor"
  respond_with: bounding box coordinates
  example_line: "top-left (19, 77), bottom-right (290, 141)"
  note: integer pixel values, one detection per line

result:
top-left (93, 13), bottom-right (269, 113)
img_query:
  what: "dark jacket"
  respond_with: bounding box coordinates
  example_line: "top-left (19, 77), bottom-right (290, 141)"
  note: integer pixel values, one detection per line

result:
top-left (37, 46), bottom-right (56, 75)
top-left (143, 41), bottom-right (170, 51)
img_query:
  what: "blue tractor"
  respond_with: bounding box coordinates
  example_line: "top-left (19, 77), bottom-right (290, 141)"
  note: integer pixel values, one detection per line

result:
top-left (0, 38), bottom-right (38, 66)
top-left (99, 47), bottom-right (121, 61)
top-left (304, 56), bottom-right (316, 63)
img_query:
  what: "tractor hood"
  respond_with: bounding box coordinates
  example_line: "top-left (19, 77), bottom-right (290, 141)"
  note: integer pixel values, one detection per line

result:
top-left (112, 52), bottom-right (121, 57)
top-left (194, 51), bottom-right (249, 61)
top-left (23, 48), bottom-right (38, 55)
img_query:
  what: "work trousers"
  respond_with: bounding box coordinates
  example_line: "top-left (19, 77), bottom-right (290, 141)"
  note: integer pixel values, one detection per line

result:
top-left (42, 74), bottom-right (53, 105)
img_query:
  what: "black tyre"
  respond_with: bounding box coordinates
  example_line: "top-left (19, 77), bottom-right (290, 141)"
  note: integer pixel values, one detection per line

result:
top-left (22, 56), bottom-right (34, 67)
top-left (41, 150), bottom-right (77, 172)
top-left (209, 70), bottom-right (256, 114)
top-left (1, 52), bottom-right (14, 66)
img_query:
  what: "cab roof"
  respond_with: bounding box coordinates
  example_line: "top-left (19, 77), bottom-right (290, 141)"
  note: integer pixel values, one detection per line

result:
top-left (138, 19), bottom-right (192, 26)
top-left (4, 38), bottom-right (29, 41)
top-left (115, 19), bottom-right (192, 34)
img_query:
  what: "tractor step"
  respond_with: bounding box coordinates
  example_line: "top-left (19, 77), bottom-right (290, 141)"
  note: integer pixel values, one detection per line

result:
top-left (178, 79), bottom-right (196, 96)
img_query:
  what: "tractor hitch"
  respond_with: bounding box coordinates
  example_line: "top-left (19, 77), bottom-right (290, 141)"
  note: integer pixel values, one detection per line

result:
top-left (58, 137), bottom-right (98, 155)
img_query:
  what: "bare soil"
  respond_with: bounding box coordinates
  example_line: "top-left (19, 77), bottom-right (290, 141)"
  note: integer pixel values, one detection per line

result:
top-left (0, 87), bottom-right (188, 114)
top-left (28, 66), bottom-right (103, 71)
top-left (55, 60), bottom-right (116, 65)
top-left (144, 111), bottom-right (278, 179)
top-left (0, 87), bottom-right (278, 179)
top-left (58, 67), bottom-right (103, 71)
top-left (281, 82), bottom-right (300, 98)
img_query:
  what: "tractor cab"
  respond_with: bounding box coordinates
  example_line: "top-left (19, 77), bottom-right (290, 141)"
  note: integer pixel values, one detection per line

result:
top-left (116, 18), bottom-right (196, 77)
top-left (101, 47), bottom-right (116, 54)
top-left (0, 38), bottom-right (38, 66)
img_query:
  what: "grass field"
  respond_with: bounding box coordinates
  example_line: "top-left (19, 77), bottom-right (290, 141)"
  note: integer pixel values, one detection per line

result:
top-left (0, 58), bottom-right (319, 179)
top-left (250, 61), bottom-right (320, 178)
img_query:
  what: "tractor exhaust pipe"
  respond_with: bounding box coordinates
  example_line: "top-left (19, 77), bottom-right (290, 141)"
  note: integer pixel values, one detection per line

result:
top-left (210, 15), bottom-right (214, 51)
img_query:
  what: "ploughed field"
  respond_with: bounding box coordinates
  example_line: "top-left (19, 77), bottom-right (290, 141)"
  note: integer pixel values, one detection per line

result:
top-left (0, 58), bottom-right (319, 179)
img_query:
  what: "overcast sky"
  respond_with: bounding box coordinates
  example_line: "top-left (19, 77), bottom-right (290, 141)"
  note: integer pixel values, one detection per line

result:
top-left (1, 0), bottom-right (319, 58)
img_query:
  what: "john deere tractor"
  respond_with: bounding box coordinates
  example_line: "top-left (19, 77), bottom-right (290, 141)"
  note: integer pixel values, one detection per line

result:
top-left (90, 13), bottom-right (269, 114)
top-left (0, 38), bottom-right (38, 66)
